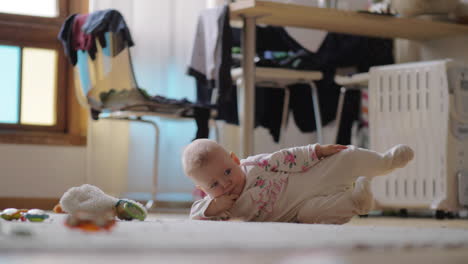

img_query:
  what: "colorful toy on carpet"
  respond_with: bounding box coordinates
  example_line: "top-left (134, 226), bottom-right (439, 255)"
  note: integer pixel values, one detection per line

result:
top-left (1, 208), bottom-right (49, 222)
top-left (58, 184), bottom-right (147, 221)
top-left (23, 209), bottom-right (50, 222)
top-left (65, 210), bottom-right (116, 232)
top-left (1, 208), bottom-right (27, 221)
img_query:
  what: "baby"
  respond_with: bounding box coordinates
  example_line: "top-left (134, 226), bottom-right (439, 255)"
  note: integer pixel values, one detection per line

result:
top-left (182, 139), bottom-right (414, 224)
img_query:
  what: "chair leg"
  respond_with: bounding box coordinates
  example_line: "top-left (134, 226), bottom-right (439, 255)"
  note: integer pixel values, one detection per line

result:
top-left (310, 82), bottom-right (323, 144)
top-left (131, 118), bottom-right (160, 210)
top-left (334, 87), bottom-right (347, 144)
top-left (101, 117), bottom-right (160, 209)
top-left (213, 120), bottom-right (220, 143)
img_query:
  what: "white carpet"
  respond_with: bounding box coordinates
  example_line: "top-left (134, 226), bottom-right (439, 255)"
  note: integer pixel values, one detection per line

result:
top-left (1, 214), bottom-right (467, 252)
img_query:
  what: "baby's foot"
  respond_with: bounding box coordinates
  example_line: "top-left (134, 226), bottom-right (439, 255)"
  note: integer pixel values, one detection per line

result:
top-left (385, 144), bottom-right (414, 169)
top-left (352, 176), bottom-right (374, 215)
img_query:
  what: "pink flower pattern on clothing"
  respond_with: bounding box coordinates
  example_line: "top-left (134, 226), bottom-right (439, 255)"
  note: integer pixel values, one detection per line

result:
top-left (250, 175), bottom-right (288, 219)
top-left (254, 177), bottom-right (266, 188)
top-left (247, 144), bottom-right (319, 220)
top-left (257, 160), bottom-right (281, 172)
top-left (283, 151), bottom-right (297, 169)
top-left (257, 160), bottom-right (269, 168)
top-left (270, 165), bottom-right (279, 172)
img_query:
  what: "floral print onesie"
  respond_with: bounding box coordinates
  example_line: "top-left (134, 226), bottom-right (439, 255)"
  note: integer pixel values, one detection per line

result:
top-left (190, 144), bottom-right (412, 224)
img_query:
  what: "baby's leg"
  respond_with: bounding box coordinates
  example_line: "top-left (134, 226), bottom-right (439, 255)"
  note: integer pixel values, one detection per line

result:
top-left (343, 144), bottom-right (414, 179)
top-left (296, 188), bottom-right (371, 224)
top-left (352, 176), bottom-right (374, 213)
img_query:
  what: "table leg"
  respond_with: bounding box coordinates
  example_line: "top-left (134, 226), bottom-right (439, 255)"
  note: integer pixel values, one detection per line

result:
top-left (240, 16), bottom-right (256, 157)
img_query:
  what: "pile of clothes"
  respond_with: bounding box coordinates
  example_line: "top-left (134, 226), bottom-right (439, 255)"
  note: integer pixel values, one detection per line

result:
top-left (58, 9), bottom-right (134, 66)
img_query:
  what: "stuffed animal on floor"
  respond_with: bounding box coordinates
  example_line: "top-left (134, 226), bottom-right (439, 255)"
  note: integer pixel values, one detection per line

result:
top-left (55, 184), bottom-right (147, 221)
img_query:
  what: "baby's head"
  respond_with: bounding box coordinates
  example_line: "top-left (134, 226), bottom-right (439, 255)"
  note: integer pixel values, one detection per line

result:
top-left (182, 139), bottom-right (246, 198)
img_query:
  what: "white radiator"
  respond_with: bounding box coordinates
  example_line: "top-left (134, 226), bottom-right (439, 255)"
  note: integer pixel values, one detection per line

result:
top-left (369, 60), bottom-right (468, 213)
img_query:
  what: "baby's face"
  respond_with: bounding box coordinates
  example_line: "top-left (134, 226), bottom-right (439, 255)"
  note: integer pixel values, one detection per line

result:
top-left (192, 150), bottom-right (246, 198)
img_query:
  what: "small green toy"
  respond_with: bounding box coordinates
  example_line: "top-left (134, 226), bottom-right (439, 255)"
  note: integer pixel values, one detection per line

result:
top-left (24, 209), bottom-right (49, 222)
top-left (115, 199), bottom-right (147, 221)
top-left (1, 208), bottom-right (26, 221)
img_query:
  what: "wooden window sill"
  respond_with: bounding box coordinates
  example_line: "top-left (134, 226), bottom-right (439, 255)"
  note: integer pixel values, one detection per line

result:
top-left (0, 197), bottom-right (60, 210)
top-left (0, 131), bottom-right (86, 146)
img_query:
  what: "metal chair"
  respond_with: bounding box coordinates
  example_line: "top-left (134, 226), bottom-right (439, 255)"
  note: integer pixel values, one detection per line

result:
top-left (334, 72), bottom-right (370, 144)
top-left (73, 31), bottom-right (217, 209)
top-left (231, 67), bottom-right (323, 146)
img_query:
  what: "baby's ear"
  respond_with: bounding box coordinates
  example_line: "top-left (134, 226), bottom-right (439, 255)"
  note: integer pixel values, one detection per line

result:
top-left (230, 152), bottom-right (241, 165)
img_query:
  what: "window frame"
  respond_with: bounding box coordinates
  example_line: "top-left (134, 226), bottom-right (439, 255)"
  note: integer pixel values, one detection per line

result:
top-left (0, 0), bottom-right (88, 146)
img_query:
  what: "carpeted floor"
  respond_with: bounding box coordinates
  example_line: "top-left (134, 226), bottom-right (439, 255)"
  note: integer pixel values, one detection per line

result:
top-left (1, 214), bottom-right (468, 250)
top-left (1, 213), bottom-right (467, 263)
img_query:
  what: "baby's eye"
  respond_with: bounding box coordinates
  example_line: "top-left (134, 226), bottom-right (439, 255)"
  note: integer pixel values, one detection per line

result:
top-left (224, 169), bottom-right (232, 176)
top-left (210, 181), bottom-right (219, 189)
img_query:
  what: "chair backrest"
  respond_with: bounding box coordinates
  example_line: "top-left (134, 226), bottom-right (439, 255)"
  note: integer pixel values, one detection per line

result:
top-left (73, 31), bottom-right (143, 112)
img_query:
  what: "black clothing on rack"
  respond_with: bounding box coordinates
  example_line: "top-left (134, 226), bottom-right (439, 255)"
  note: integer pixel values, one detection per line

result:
top-left (224, 26), bottom-right (393, 143)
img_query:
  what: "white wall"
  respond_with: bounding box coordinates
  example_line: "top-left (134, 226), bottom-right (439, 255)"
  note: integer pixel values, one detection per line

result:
top-left (0, 144), bottom-right (86, 198)
top-left (421, 36), bottom-right (468, 62)
top-left (394, 36), bottom-right (468, 69)
top-left (86, 119), bottom-right (130, 197)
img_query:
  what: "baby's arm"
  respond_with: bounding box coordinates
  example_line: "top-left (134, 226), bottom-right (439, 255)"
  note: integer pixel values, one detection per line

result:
top-left (190, 194), bottom-right (238, 220)
top-left (246, 144), bottom-right (320, 173)
top-left (190, 196), bottom-right (216, 220)
top-left (204, 194), bottom-right (238, 217)
top-left (316, 144), bottom-right (348, 158)
top-left (244, 144), bottom-right (347, 173)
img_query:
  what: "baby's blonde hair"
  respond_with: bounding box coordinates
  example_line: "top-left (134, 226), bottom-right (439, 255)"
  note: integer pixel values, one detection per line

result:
top-left (182, 139), bottom-right (227, 177)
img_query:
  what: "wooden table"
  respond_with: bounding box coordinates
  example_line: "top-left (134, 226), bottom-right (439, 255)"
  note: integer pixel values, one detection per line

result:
top-left (229, 0), bottom-right (468, 157)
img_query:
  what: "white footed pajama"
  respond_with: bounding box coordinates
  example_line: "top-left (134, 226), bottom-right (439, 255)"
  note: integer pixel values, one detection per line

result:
top-left (190, 144), bottom-right (413, 224)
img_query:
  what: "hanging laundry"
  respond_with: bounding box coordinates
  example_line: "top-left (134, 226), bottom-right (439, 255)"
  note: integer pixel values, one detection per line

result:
top-left (58, 14), bottom-right (78, 65)
top-left (187, 5), bottom-right (237, 130)
top-left (82, 9), bottom-right (135, 56)
top-left (72, 14), bottom-right (97, 61)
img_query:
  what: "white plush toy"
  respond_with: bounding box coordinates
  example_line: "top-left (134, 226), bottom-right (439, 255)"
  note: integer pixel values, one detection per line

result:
top-left (59, 184), bottom-right (147, 221)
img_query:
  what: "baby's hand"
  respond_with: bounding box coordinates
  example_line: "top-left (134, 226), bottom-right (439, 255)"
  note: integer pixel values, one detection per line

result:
top-left (205, 194), bottom-right (239, 217)
top-left (316, 144), bottom-right (347, 159)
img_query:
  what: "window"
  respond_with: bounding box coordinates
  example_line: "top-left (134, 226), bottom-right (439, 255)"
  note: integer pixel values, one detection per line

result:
top-left (0, 0), bottom-right (59, 17)
top-left (0, 46), bottom-right (58, 126)
top-left (0, 0), bottom-right (88, 145)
